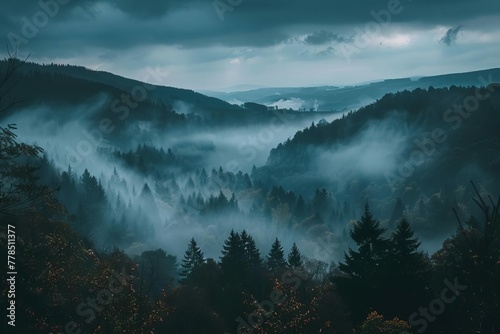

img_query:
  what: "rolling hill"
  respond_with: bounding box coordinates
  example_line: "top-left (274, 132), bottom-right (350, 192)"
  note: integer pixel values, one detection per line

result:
top-left (205, 68), bottom-right (500, 112)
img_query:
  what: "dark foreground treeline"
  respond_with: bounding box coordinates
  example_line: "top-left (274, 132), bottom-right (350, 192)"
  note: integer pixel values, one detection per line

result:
top-left (0, 125), bottom-right (498, 334)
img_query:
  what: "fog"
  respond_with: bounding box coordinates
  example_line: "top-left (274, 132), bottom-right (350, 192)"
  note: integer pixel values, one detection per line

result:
top-left (5, 98), bottom-right (348, 263)
top-left (315, 114), bottom-right (413, 188)
top-left (160, 113), bottom-right (342, 172)
top-left (6, 83), bottom-right (492, 268)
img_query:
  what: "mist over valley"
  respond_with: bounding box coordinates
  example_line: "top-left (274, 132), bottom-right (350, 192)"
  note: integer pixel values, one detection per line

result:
top-left (1, 1), bottom-right (499, 330)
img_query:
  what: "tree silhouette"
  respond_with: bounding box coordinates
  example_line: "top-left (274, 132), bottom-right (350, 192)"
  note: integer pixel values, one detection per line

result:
top-left (0, 124), bottom-right (53, 215)
top-left (432, 183), bottom-right (500, 333)
top-left (338, 204), bottom-right (388, 278)
top-left (333, 204), bottom-right (389, 323)
top-left (241, 230), bottom-right (262, 269)
top-left (0, 54), bottom-right (54, 216)
top-left (138, 248), bottom-right (177, 297)
top-left (220, 230), bottom-right (245, 281)
top-left (288, 242), bottom-right (303, 267)
top-left (267, 237), bottom-right (287, 271)
top-left (312, 188), bottom-right (330, 215)
top-left (383, 218), bottom-right (431, 318)
top-left (180, 238), bottom-right (204, 280)
top-left (0, 52), bottom-right (29, 114)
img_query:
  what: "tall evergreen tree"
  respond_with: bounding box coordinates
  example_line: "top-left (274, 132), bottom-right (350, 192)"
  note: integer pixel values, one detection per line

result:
top-left (140, 182), bottom-right (160, 222)
top-left (338, 204), bottom-right (388, 278)
top-left (240, 230), bottom-right (262, 269)
top-left (220, 230), bottom-right (245, 280)
top-left (110, 166), bottom-right (120, 185)
top-left (267, 238), bottom-right (287, 271)
top-left (115, 193), bottom-right (122, 211)
top-left (333, 204), bottom-right (389, 323)
top-left (294, 194), bottom-right (307, 219)
top-left (180, 238), bottom-right (204, 279)
top-left (140, 183), bottom-right (153, 199)
top-left (391, 218), bottom-right (421, 265)
top-left (79, 169), bottom-right (105, 201)
top-left (288, 243), bottom-right (303, 267)
top-left (228, 193), bottom-right (239, 213)
top-left (383, 218), bottom-right (431, 318)
top-left (312, 188), bottom-right (330, 215)
top-left (239, 230), bottom-right (268, 298)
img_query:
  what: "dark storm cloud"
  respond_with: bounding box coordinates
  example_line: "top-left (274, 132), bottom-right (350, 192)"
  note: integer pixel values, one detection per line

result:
top-left (108, 0), bottom-right (177, 18)
top-left (440, 25), bottom-right (463, 46)
top-left (304, 31), bottom-right (352, 45)
top-left (0, 0), bottom-right (87, 15)
top-left (4, 0), bottom-right (487, 23)
top-left (0, 0), bottom-right (498, 53)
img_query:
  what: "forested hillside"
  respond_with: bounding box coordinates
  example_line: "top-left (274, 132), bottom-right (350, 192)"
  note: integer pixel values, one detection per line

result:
top-left (257, 85), bottom-right (500, 238)
top-left (0, 57), bottom-right (499, 333)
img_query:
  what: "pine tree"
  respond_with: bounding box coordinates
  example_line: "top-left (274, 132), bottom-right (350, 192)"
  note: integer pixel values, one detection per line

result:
top-left (79, 169), bottom-right (95, 195)
top-left (267, 238), bottom-right (287, 271)
top-left (241, 230), bottom-right (262, 269)
top-left (228, 193), bottom-right (239, 213)
top-left (218, 191), bottom-right (228, 208)
top-left (141, 183), bottom-right (153, 198)
top-left (180, 238), bottom-right (204, 279)
top-left (58, 165), bottom-right (77, 210)
top-left (96, 179), bottom-right (107, 202)
top-left (312, 188), bottom-right (330, 215)
top-left (220, 230), bottom-right (245, 280)
top-left (110, 166), bottom-right (121, 185)
top-left (338, 203), bottom-right (388, 278)
top-left (243, 173), bottom-right (252, 188)
top-left (293, 194), bottom-right (307, 219)
top-left (116, 193), bottom-right (122, 211)
top-left (199, 168), bottom-right (208, 185)
top-left (77, 169), bottom-right (107, 230)
top-left (186, 176), bottom-right (195, 189)
top-left (288, 243), bottom-right (303, 267)
top-left (333, 204), bottom-right (390, 323)
top-left (391, 218), bottom-right (421, 266)
top-left (383, 218), bottom-right (431, 318)
top-left (140, 182), bottom-right (159, 220)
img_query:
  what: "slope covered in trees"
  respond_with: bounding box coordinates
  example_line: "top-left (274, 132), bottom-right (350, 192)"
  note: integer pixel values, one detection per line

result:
top-left (257, 84), bottom-right (500, 238)
top-left (1, 134), bottom-right (498, 332)
top-left (1, 56), bottom-right (499, 333)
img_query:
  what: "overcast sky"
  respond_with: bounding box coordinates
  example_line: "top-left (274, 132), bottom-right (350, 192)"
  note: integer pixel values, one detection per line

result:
top-left (1, 0), bottom-right (499, 90)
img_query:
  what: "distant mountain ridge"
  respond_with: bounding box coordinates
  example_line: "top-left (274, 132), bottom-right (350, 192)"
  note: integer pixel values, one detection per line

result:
top-left (0, 59), bottom-right (331, 146)
top-left (0, 60), bottom-right (240, 112)
top-left (206, 68), bottom-right (500, 112)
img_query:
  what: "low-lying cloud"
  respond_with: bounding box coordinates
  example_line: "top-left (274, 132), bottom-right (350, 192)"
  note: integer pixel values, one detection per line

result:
top-left (304, 31), bottom-right (352, 45)
top-left (441, 25), bottom-right (463, 46)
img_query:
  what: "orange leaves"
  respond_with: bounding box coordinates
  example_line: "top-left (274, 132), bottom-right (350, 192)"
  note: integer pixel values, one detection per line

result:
top-left (357, 311), bottom-right (411, 334)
